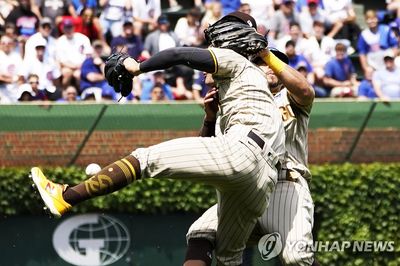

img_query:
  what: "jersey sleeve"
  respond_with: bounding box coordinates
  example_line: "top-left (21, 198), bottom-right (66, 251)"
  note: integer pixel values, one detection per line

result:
top-left (208, 47), bottom-right (247, 78)
top-left (287, 91), bottom-right (313, 114)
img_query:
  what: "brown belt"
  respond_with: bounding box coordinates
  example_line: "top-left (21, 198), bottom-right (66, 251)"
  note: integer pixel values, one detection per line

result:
top-left (278, 168), bottom-right (298, 182)
top-left (247, 130), bottom-right (281, 171)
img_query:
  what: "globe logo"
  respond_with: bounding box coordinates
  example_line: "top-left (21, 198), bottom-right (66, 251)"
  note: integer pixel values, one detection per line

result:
top-left (258, 232), bottom-right (282, 261)
top-left (53, 214), bottom-right (130, 266)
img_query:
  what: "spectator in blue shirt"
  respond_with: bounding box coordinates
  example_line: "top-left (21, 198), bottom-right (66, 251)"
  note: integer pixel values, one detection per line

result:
top-left (111, 20), bottom-right (144, 60)
top-left (285, 40), bottom-right (313, 72)
top-left (80, 40), bottom-right (114, 97)
top-left (286, 40), bottom-right (328, 98)
top-left (204, 0), bottom-right (240, 16)
top-left (357, 70), bottom-right (376, 99)
top-left (72, 0), bottom-right (97, 15)
top-left (285, 40), bottom-right (318, 96)
top-left (220, 0), bottom-right (241, 16)
top-left (358, 10), bottom-right (398, 77)
top-left (57, 85), bottom-right (81, 102)
top-left (140, 71), bottom-right (174, 101)
top-left (150, 82), bottom-right (167, 102)
top-left (323, 42), bottom-right (358, 97)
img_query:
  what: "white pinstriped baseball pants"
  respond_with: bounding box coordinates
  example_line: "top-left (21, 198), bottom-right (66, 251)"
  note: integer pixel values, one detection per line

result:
top-left (187, 176), bottom-right (314, 266)
top-left (132, 125), bottom-right (280, 265)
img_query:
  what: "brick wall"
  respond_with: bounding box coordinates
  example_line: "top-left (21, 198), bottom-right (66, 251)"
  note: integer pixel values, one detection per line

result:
top-left (308, 128), bottom-right (400, 163)
top-left (1, 128), bottom-right (399, 167)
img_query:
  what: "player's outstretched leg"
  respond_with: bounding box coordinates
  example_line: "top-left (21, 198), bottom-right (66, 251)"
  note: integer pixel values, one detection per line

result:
top-left (30, 155), bottom-right (140, 217)
top-left (30, 167), bottom-right (72, 217)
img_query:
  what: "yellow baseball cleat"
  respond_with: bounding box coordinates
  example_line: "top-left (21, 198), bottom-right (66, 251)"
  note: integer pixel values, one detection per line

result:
top-left (30, 167), bottom-right (71, 217)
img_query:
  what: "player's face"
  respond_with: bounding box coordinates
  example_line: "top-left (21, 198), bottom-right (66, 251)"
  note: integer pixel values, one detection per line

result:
top-left (258, 63), bottom-right (282, 93)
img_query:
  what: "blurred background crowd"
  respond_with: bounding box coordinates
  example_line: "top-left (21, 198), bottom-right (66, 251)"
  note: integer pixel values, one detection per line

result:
top-left (0, 0), bottom-right (400, 103)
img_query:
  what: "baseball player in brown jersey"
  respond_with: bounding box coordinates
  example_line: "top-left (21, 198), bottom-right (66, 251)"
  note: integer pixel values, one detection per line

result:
top-left (30, 12), bottom-right (285, 266)
top-left (185, 48), bottom-right (318, 266)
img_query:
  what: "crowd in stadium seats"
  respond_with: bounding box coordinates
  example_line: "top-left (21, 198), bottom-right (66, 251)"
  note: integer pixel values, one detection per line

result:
top-left (0, 0), bottom-right (399, 103)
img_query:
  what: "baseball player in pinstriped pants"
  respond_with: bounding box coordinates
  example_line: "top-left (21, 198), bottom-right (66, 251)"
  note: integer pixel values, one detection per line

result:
top-left (30, 12), bottom-right (286, 266)
top-left (185, 48), bottom-right (319, 266)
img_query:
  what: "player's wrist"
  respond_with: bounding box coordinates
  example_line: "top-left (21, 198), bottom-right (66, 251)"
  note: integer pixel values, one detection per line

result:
top-left (123, 57), bottom-right (142, 76)
top-left (262, 49), bottom-right (286, 74)
top-left (203, 118), bottom-right (216, 126)
top-left (204, 112), bottom-right (217, 122)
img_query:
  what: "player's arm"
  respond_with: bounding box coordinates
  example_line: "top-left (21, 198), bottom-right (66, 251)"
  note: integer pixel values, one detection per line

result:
top-left (260, 49), bottom-right (315, 106)
top-left (123, 47), bottom-right (217, 76)
top-left (199, 88), bottom-right (219, 137)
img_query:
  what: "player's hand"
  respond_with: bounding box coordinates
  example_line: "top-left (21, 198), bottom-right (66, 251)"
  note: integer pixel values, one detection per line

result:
top-left (105, 52), bottom-right (134, 97)
top-left (257, 48), bottom-right (269, 59)
top-left (123, 57), bottom-right (141, 76)
top-left (203, 88), bottom-right (219, 121)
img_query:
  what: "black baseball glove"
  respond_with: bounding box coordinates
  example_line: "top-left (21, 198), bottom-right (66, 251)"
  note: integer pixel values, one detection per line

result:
top-left (105, 52), bottom-right (134, 97)
top-left (204, 20), bottom-right (268, 57)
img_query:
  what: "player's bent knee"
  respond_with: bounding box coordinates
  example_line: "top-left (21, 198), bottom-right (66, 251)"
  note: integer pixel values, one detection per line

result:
top-left (184, 238), bottom-right (214, 266)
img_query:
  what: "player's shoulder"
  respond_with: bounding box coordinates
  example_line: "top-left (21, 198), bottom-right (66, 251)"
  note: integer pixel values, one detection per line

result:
top-left (208, 47), bottom-right (248, 61)
top-left (208, 47), bottom-right (254, 76)
top-left (277, 88), bottom-right (313, 113)
top-left (289, 94), bottom-right (313, 114)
